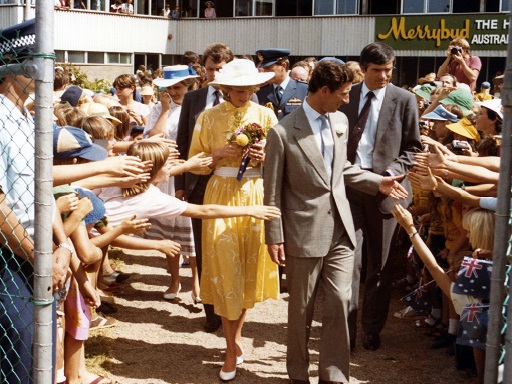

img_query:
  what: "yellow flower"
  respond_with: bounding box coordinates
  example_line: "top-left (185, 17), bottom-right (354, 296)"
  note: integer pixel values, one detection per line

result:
top-left (236, 133), bottom-right (249, 147)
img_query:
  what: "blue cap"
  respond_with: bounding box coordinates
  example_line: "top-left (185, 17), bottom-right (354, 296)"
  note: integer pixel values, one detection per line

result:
top-left (74, 187), bottom-right (106, 226)
top-left (54, 126), bottom-right (108, 161)
top-left (421, 105), bottom-right (460, 122)
top-left (319, 57), bottom-right (345, 65)
top-left (61, 86), bottom-right (83, 107)
top-left (481, 81), bottom-right (491, 89)
top-left (256, 48), bottom-right (291, 68)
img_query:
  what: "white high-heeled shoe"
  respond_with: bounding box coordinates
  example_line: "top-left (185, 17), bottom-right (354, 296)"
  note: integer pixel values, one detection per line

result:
top-left (236, 349), bottom-right (245, 365)
top-left (219, 368), bottom-right (236, 381)
top-left (191, 291), bottom-right (202, 304)
top-left (163, 284), bottom-right (181, 300)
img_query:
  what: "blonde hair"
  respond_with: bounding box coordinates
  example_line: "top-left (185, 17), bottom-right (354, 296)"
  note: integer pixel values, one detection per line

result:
top-left (122, 141), bottom-right (169, 197)
top-left (462, 208), bottom-right (495, 251)
top-left (93, 93), bottom-right (121, 109)
top-left (346, 61), bottom-right (364, 84)
top-left (60, 107), bottom-right (87, 127)
top-left (109, 105), bottom-right (131, 140)
top-left (78, 115), bottom-right (115, 140)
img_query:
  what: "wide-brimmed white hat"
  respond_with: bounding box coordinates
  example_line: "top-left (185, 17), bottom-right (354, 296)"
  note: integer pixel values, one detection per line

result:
top-left (476, 98), bottom-right (503, 120)
top-left (153, 65), bottom-right (198, 88)
top-left (209, 59), bottom-right (275, 87)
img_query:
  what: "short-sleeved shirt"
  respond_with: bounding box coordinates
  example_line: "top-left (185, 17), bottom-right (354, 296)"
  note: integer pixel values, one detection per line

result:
top-left (449, 56), bottom-right (482, 91)
top-left (95, 184), bottom-right (188, 229)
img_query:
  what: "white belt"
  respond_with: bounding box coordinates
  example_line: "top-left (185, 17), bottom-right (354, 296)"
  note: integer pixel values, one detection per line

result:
top-left (214, 167), bottom-right (261, 178)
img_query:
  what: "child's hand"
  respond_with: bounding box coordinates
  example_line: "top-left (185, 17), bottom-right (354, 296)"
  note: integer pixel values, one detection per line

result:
top-left (248, 205), bottom-right (281, 220)
top-left (56, 193), bottom-right (79, 214)
top-left (76, 196), bottom-right (93, 218)
top-left (157, 239), bottom-right (181, 257)
top-left (119, 215), bottom-right (151, 235)
top-left (185, 152), bottom-right (213, 172)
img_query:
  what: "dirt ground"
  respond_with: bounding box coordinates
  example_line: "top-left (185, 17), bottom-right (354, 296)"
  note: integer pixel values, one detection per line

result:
top-left (86, 248), bottom-right (477, 384)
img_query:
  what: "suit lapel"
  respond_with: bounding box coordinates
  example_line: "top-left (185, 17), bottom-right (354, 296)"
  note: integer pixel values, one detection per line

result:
top-left (267, 86), bottom-right (278, 106)
top-left (375, 84), bottom-right (397, 144)
top-left (330, 112), bottom-right (347, 187)
top-left (294, 108), bottom-right (330, 186)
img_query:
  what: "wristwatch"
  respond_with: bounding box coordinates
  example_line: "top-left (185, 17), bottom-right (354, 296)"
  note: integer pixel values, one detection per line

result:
top-left (409, 231), bottom-right (418, 239)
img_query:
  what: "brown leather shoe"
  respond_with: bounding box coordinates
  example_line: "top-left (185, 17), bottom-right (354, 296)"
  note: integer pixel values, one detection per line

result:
top-left (362, 332), bottom-right (381, 351)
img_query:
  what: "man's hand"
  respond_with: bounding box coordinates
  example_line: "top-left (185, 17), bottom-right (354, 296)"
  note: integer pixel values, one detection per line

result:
top-left (268, 243), bottom-right (285, 266)
top-left (378, 175), bottom-right (408, 200)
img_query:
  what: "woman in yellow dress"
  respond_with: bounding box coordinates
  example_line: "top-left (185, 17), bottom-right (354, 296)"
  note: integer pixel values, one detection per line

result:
top-left (189, 59), bottom-right (279, 381)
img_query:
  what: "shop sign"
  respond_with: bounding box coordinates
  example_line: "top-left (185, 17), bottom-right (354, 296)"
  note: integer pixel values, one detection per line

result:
top-left (375, 14), bottom-right (509, 50)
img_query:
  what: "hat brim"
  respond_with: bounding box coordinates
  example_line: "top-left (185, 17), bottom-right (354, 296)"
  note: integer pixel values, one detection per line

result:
top-left (414, 90), bottom-right (431, 101)
top-left (209, 72), bottom-right (274, 87)
top-left (446, 122), bottom-right (480, 142)
top-left (439, 98), bottom-right (472, 114)
top-left (153, 75), bottom-right (198, 88)
top-left (56, 143), bottom-right (108, 162)
top-left (421, 111), bottom-right (448, 121)
top-left (476, 100), bottom-right (503, 120)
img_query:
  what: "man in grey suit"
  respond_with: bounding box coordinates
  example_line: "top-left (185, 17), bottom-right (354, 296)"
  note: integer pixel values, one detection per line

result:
top-left (264, 61), bottom-right (408, 384)
top-left (338, 43), bottom-right (422, 352)
top-left (175, 43), bottom-right (234, 333)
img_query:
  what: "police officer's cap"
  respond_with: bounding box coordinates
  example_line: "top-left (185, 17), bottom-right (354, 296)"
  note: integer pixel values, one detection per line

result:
top-left (256, 48), bottom-right (291, 68)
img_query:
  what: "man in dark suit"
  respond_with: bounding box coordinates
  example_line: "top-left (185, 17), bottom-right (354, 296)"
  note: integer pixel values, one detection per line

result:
top-left (256, 48), bottom-right (308, 121)
top-left (264, 61), bottom-right (408, 384)
top-left (175, 43), bottom-right (234, 333)
top-left (338, 42), bottom-right (422, 352)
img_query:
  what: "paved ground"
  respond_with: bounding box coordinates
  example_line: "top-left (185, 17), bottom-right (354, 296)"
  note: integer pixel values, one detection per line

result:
top-left (86, 248), bottom-right (476, 384)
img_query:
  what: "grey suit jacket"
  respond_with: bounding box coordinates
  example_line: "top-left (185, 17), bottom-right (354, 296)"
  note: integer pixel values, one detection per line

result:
top-left (338, 82), bottom-right (422, 213)
top-left (264, 106), bottom-right (382, 257)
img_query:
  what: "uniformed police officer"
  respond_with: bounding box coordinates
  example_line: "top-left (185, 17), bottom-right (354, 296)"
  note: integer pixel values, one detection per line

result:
top-left (256, 48), bottom-right (308, 121)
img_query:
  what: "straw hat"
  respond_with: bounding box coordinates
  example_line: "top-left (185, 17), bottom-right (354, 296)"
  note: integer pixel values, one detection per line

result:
top-left (153, 65), bottom-right (198, 88)
top-left (83, 102), bottom-right (122, 125)
top-left (140, 85), bottom-right (154, 96)
top-left (446, 118), bottom-right (481, 142)
top-left (209, 59), bottom-right (275, 87)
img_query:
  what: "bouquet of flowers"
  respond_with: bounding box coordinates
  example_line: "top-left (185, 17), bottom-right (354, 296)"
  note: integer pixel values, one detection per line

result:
top-left (227, 112), bottom-right (269, 181)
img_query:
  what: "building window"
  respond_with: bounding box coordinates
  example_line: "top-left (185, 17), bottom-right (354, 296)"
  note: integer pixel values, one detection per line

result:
top-left (120, 53), bottom-right (132, 64)
top-left (403, 0), bottom-right (450, 13)
top-left (276, 0), bottom-right (312, 16)
top-left (55, 50), bottom-right (65, 63)
top-left (181, 0), bottom-right (198, 17)
top-left (314, 0), bottom-right (357, 15)
top-left (502, 0), bottom-right (509, 11)
top-left (88, 52), bottom-right (105, 64)
top-left (68, 51), bottom-right (85, 63)
top-left (452, 0), bottom-right (479, 13)
top-left (235, 0), bottom-right (273, 16)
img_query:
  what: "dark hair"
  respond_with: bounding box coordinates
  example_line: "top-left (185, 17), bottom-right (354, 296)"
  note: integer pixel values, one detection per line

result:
top-left (202, 43), bottom-right (234, 65)
top-left (308, 61), bottom-right (354, 93)
top-left (484, 107), bottom-right (503, 133)
top-left (182, 50), bottom-right (199, 66)
top-left (359, 42), bottom-right (395, 70)
top-left (113, 74), bottom-right (136, 99)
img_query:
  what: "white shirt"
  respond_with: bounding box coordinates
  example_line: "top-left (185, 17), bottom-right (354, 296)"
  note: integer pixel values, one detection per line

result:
top-left (143, 100), bottom-right (181, 140)
top-left (0, 95), bottom-right (35, 236)
top-left (355, 83), bottom-right (387, 169)
top-left (302, 98), bottom-right (334, 179)
top-left (205, 85), bottom-right (224, 110)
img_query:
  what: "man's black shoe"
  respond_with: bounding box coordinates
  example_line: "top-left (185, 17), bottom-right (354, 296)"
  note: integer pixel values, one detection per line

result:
top-left (362, 333), bottom-right (381, 351)
top-left (204, 318), bottom-right (222, 333)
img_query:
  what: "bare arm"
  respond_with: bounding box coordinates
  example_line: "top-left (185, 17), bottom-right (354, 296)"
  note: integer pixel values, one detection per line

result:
top-left (182, 203), bottom-right (281, 220)
top-left (0, 193), bottom-right (34, 261)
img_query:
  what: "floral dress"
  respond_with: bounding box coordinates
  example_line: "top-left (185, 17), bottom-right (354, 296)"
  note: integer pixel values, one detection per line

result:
top-left (189, 100), bottom-right (278, 320)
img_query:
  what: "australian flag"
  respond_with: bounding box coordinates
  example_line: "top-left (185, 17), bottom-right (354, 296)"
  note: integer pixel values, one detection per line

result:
top-left (457, 303), bottom-right (489, 349)
top-left (401, 281), bottom-right (433, 312)
top-left (452, 257), bottom-right (492, 299)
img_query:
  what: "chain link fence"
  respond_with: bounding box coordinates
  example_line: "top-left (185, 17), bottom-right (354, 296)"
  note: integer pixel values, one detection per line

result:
top-left (0, 3), bottom-right (55, 384)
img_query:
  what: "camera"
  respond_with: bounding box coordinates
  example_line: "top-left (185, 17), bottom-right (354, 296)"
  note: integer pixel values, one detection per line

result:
top-left (452, 140), bottom-right (470, 154)
top-left (451, 46), bottom-right (463, 55)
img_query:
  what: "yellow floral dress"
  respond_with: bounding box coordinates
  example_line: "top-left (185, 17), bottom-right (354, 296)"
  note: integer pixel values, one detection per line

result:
top-left (189, 101), bottom-right (279, 320)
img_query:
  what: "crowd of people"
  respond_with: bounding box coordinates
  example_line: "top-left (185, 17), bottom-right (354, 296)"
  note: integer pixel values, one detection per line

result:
top-left (0, 15), bottom-right (503, 384)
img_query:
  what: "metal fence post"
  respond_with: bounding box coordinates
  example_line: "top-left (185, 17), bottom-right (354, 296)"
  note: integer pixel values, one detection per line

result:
top-left (484, 3), bottom-right (512, 383)
top-left (32, 2), bottom-right (55, 383)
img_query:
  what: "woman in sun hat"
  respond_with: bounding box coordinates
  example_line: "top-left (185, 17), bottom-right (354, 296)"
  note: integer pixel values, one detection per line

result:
top-left (204, 0), bottom-right (216, 18)
top-left (143, 65), bottom-right (201, 302)
top-left (189, 59), bottom-right (278, 381)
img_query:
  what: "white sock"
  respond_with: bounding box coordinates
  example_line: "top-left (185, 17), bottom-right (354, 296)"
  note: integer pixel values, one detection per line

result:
top-left (448, 319), bottom-right (459, 335)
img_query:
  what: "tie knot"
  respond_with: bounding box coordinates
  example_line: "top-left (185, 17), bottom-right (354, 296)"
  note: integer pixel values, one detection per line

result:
top-left (366, 91), bottom-right (375, 100)
top-left (318, 114), bottom-right (329, 127)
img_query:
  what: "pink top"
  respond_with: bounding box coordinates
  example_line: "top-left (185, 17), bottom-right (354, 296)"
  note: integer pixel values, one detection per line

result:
top-left (205, 7), bottom-right (216, 18)
top-left (449, 56), bottom-right (482, 91)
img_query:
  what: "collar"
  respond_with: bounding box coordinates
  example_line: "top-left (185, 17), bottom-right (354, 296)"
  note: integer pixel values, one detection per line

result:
top-left (275, 75), bottom-right (290, 91)
top-left (361, 82), bottom-right (386, 102)
top-left (207, 85), bottom-right (217, 98)
top-left (303, 97), bottom-right (325, 122)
